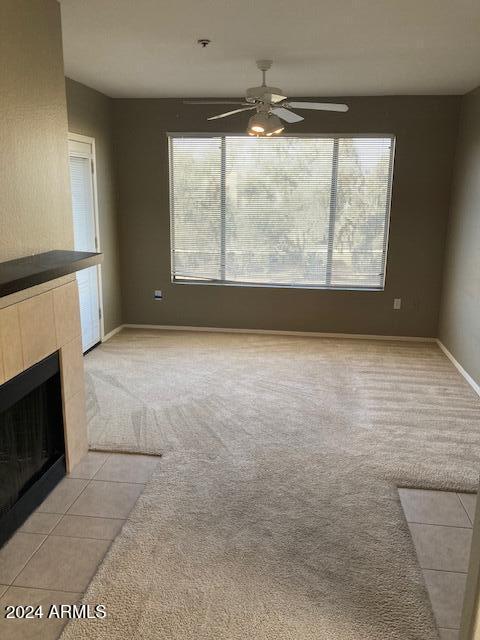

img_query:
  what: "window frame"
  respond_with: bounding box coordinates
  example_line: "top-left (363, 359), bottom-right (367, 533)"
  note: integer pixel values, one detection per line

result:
top-left (168, 132), bottom-right (396, 292)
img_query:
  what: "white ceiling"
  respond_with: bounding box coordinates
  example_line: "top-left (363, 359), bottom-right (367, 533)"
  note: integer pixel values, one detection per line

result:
top-left (60, 0), bottom-right (480, 98)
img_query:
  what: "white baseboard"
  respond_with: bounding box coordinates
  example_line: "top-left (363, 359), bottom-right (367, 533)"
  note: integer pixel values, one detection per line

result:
top-left (436, 340), bottom-right (480, 398)
top-left (122, 323), bottom-right (436, 342)
top-left (102, 324), bottom-right (125, 343)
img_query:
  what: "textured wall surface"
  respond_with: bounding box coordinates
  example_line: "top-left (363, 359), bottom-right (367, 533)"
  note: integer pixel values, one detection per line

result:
top-left (65, 78), bottom-right (123, 334)
top-left (0, 0), bottom-right (73, 261)
top-left (113, 96), bottom-right (460, 336)
top-left (439, 87), bottom-right (480, 382)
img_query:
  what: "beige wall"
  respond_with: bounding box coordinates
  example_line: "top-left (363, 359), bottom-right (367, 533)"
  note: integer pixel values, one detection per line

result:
top-left (113, 97), bottom-right (459, 336)
top-left (439, 87), bottom-right (480, 382)
top-left (0, 0), bottom-right (73, 261)
top-left (435, 88), bottom-right (480, 638)
top-left (65, 78), bottom-right (123, 334)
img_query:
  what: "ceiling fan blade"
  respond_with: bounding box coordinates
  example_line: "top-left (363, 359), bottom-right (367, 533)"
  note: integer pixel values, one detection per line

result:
top-left (271, 107), bottom-right (304, 123)
top-left (184, 100), bottom-right (247, 105)
top-left (207, 106), bottom-right (256, 120)
top-left (288, 101), bottom-right (349, 112)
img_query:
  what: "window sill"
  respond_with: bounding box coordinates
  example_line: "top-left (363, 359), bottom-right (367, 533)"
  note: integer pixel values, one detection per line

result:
top-left (171, 279), bottom-right (385, 292)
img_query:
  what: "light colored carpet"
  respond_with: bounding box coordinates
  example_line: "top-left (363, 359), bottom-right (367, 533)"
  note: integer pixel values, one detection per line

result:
top-left (62, 329), bottom-right (480, 639)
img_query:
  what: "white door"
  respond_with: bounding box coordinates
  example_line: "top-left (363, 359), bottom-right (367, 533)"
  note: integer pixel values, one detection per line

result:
top-left (68, 137), bottom-right (102, 352)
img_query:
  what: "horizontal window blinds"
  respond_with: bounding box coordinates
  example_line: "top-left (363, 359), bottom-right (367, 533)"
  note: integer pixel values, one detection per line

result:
top-left (69, 155), bottom-right (95, 252)
top-left (169, 135), bottom-right (394, 289)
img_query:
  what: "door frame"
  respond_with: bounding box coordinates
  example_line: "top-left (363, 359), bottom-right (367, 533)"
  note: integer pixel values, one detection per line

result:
top-left (68, 132), bottom-right (105, 344)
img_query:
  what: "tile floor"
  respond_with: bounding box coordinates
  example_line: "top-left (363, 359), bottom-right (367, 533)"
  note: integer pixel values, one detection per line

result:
top-left (0, 451), bottom-right (159, 640)
top-left (399, 488), bottom-right (477, 640)
top-left (0, 459), bottom-right (475, 640)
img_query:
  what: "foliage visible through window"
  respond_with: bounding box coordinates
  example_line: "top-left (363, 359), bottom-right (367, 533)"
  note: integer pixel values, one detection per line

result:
top-left (169, 135), bottom-right (394, 289)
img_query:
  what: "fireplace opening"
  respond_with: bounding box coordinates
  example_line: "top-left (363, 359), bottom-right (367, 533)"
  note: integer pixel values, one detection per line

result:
top-left (0, 352), bottom-right (65, 546)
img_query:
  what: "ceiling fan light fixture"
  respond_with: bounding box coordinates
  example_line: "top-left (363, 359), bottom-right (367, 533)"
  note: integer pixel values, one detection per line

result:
top-left (264, 114), bottom-right (284, 136)
top-left (247, 112), bottom-right (269, 135)
top-left (247, 112), bottom-right (284, 137)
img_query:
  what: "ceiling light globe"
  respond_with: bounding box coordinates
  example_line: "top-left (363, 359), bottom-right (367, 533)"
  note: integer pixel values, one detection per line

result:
top-left (247, 112), bottom-right (270, 136)
top-left (264, 114), bottom-right (284, 136)
top-left (247, 112), bottom-right (284, 136)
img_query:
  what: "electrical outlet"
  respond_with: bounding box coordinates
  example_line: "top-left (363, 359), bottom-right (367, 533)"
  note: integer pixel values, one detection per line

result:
top-left (393, 298), bottom-right (401, 310)
top-left (154, 290), bottom-right (163, 300)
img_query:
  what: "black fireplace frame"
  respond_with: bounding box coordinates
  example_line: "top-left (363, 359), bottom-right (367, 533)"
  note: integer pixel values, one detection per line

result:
top-left (0, 352), bottom-right (66, 547)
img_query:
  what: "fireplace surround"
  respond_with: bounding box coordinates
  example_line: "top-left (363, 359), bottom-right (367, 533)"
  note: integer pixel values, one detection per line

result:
top-left (0, 250), bottom-right (102, 546)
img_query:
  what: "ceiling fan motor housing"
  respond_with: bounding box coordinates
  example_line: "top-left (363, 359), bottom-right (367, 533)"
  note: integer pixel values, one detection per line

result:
top-left (245, 86), bottom-right (285, 104)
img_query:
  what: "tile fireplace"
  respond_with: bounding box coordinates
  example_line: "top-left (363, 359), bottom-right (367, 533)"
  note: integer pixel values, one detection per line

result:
top-left (0, 250), bottom-right (102, 546)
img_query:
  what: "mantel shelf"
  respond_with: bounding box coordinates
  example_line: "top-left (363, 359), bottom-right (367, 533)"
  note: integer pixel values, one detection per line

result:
top-left (0, 250), bottom-right (103, 298)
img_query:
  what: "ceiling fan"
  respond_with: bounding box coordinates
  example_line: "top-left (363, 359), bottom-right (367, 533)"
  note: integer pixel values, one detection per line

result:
top-left (184, 60), bottom-right (349, 136)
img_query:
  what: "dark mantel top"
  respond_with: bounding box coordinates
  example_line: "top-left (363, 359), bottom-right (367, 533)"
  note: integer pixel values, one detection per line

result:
top-left (0, 250), bottom-right (103, 298)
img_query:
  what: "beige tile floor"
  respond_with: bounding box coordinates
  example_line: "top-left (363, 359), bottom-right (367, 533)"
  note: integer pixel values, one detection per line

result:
top-left (399, 488), bottom-right (477, 640)
top-left (0, 451), bottom-right (159, 640)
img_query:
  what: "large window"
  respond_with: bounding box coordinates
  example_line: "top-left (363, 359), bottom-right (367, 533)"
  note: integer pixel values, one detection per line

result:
top-left (169, 134), bottom-right (394, 289)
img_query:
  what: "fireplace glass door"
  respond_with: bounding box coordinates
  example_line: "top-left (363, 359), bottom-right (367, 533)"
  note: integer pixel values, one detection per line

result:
top-left (0, 353), bottom-right (65, 545)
